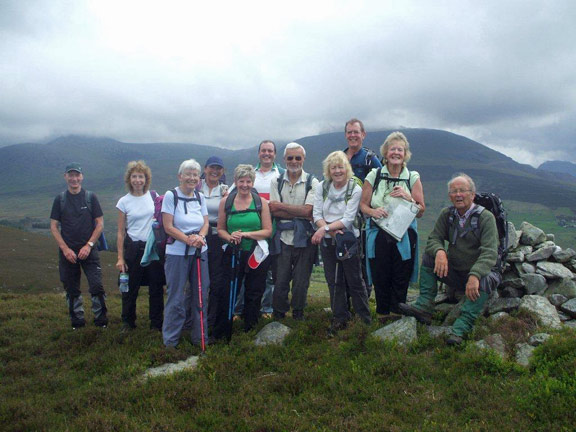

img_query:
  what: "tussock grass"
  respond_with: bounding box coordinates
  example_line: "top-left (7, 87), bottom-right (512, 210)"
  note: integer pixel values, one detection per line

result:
top-left (1, 288), bottom-right (575, 432)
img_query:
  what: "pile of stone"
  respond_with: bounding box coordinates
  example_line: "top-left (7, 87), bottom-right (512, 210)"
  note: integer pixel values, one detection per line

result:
top-left (405, 220), bottom-right (576, 365)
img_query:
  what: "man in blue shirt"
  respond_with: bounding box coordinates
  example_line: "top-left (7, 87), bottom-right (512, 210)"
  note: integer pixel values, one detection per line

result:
top-left (343, 118), bottom-right (382, 181)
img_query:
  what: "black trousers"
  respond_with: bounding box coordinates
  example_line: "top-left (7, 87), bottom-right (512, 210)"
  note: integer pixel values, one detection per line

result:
top-left (206, 229), bottom-right (226, 329)
top-left (370, 228), bottom-right (417, 315)
top-left (213, 247), bottom-right (270, 338)
top-left (121, 237), bottom-right (165, 329)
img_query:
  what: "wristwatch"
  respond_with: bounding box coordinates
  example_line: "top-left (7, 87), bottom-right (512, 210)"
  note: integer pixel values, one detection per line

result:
top-left (324, 225), bottom-right (330, 232)
top-left (87, 241), bottom-right (94, 248)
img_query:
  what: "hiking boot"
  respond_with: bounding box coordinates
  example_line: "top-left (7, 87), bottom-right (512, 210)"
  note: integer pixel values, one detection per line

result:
top-left (272, 311), bottom-right (286, 320)
top-left (292, 311), bottom-right (305, 321)
top-left (378, 313), bottom-right (402, 325)
top-left (71, 320), bottom-right (85, 330)
top-left (261, 313), bottom-right (272, 320)
top-left (398, 303), bottom-right (433, 325)
top-left (446, 334), bottom-right (464, 346)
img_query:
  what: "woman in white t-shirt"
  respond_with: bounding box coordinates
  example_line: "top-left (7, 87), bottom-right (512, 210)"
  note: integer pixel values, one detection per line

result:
top-left (116, 160), bottom-right (165, 331)
top-left (311, 151), bottom-right (371, 334)
top-left (161, 159), bottom-right (210, 349)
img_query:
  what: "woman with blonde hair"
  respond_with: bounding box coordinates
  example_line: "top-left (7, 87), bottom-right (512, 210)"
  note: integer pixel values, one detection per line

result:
top-left (312, 151), bottom-right (371, 333)
top-left (116, 160), bottom-right (164, 331)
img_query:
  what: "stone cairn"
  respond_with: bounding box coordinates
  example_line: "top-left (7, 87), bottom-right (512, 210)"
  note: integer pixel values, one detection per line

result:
top-left (414, 220), bottom-right (576, 364)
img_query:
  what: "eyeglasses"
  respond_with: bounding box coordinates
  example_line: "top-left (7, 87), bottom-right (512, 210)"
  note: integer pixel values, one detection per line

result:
top-left (286, 156), bottom-right (303, 161)
top-left (449, 189), bottom-right (472, 195)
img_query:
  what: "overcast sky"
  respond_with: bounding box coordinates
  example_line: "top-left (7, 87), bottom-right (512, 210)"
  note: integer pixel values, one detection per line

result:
top-left (1, 0), bottom-right (574, 166)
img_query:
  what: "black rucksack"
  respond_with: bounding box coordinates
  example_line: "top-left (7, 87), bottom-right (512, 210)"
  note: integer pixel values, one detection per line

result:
top-left (447, 192), bottom-right (509, 273)
top-left (224, 189), bottom-right (263, 218)
top-left (371, 167), bottom-right (413, 195)
top-left (276, 172), bottom-right (315, 201)
top-left (344, 147), bottom-right (378, 180)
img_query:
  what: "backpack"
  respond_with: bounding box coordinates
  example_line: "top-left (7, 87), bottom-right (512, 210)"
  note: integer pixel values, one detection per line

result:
top-left (276, 171), bottom-right (315, 202)
top-left (59, 190), bottom-right (108, 251)
top-left (224, 189), bottom-right (263, 218)
top-left (344, 147), bottom-right (378, 180)
top-left (151, 188), bottom-right (202, 260)
top-left (447, 192), bottom-right (509, 273)
top-left (371, 167), bottom-right (413, 195)
top-left (321, 176), bottom-right (364, 229)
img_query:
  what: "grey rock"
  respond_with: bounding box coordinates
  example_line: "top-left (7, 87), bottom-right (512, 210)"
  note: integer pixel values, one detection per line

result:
top-left (520, 222), bottom-right (547, 246)
top-left (143, 356), bottom-right (199, 379)
top-left (528, 333), bottom-right (551, 346)
top-left (533, 241), bottom-right (556, 251)
top-left (552, 248), bottom-right (576, 263)
top-left (559, 298), bottom-right (576, 318)
top-left (546, 233), bottom-right (556, 242)
top-left (565, 259), bottom-right (576, 273)
top-left (563, 320), bottom-right (576, 330)
top-left (372, 316), bottom-right (417, 346)
top-left (520, 273), bottom-right (548, 295)
top-left (501, 277), bottom-right (525, 289)
top-left (501, 287), bottom-right (523, 298)
top-left (545, 278), bottom-right (576, 299)
top-left (443, 302), bottom-right (463, 326)
top-left (526, 246), bottom-right (556, 262)
top-left (521, 262), bottom-right (536, 274)
top-left (427, 326), bottom-right (452, 338)
top-left (558, 311), bottom-right (572, 321)
top-left (547, 293), bottom-right (568, 307)
top-left (515, 343), bottom-right (535, 367)
top-left (474, 334), bottom-right (507, 359)
top-left (254, 322), bottom-right (292, 346)
top-left (487, 297), bottom-right (521, 315)
top-left (434, 292), bottom-right (450, 304)
top-left (507, 222), bottom-right (519, 249)
top-left (519, 295), bottom-right (562, 329)
top-left (506, 251), bottom-right (525, 263)
top-left (488, 311), bottom-right (509, 321)
top-left (515, 245), bottom-right (533, 255)
top-left (536, 262), bottom-right (575, 279)
top-left (435, 303), bottom-right (456, 317)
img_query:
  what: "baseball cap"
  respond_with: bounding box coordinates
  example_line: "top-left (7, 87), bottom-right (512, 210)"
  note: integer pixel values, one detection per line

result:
top-left (205, 156), bottom-right (224, 168)
top-left (65, 162), bottom-right (82, 173)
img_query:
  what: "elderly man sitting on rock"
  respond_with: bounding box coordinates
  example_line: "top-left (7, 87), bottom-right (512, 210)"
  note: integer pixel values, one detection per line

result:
top-left (399, 173), bottom-right (502, 345)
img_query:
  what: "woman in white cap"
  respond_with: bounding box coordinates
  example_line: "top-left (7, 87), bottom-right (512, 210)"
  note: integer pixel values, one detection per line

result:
top-left (215, 164), bottom-right (272, 337)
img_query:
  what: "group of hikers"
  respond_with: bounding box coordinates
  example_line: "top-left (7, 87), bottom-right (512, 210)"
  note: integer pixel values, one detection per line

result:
top-left (50, 118), bottom-right (502, 349)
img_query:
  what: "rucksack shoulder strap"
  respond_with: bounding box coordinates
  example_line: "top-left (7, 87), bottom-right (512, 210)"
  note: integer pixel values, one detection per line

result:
top-left (277, 171), bottom-right (285, 201)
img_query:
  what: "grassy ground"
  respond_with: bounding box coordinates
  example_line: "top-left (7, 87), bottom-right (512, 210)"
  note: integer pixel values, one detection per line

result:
top-left (1, 228), bottom-right (576, 431)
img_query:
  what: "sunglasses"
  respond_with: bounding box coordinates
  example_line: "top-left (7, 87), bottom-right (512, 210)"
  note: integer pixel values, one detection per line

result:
top-left (286, 156), bottom-right (303, 161)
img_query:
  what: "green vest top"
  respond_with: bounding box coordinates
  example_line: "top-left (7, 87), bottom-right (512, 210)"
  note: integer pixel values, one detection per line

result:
top-left (227, 200), bottom-right (262, 251)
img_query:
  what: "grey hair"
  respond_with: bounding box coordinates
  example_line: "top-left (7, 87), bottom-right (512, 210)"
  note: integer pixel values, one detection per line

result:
top-left (284, 142), bottom-right (306, 157)
top-left (234, 164), bottom-right (256, 183)
top-left (448, 173), bottom-right (476, 194)
top-left (178, 159), bottom-right (201, 175)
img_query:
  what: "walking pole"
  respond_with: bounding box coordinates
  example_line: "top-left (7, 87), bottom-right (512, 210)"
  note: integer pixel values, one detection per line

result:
top-left (195, 247), bottom-right (206, 353)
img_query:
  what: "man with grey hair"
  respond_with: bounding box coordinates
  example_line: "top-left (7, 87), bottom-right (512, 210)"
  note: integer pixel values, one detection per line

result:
top-left (269, 142), bottom-right (319, 320)
top-left (50, 162), bottom-right (108, 329)
top-left (399, 173), bottom-right (501, 344)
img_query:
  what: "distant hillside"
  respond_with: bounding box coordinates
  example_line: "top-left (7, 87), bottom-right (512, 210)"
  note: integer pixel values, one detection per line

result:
top-left (539, 160), bottom-right (576, 178)
top-left (2, 129), bottom-right (576, 221)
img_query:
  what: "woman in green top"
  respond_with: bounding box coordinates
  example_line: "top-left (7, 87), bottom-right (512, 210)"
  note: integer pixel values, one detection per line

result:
top-left (215, 164), bottom-right (272, 336)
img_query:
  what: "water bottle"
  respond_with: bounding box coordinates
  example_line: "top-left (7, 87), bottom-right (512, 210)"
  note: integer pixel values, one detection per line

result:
top-left (119, 272), bottom-right (129, 293)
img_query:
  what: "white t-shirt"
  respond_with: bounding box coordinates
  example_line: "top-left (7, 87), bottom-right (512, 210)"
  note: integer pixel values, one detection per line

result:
top-left (254, 166), bottom-right (281, 200)
top-left (161, 188), bottom-right (208, 256)
top-left (313, 180), bottom-right (362, 238)
top-left (200, 182), bottom-right (227, 225)
top-left (116, 192), bottom-right (155, 242)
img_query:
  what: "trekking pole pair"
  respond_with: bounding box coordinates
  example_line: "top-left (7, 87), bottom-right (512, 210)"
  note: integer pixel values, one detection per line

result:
top-left (227, 245), bottom-right (241, 342)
